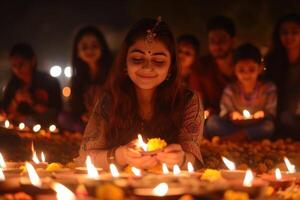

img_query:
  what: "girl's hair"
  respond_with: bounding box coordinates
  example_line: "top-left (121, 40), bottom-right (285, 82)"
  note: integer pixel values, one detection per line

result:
top-left (105, 18), bottom-right (186, 147)
top-left (70, 26), bottom-right (113, 115)
top-left (233, 43), bottom-right (262, 65)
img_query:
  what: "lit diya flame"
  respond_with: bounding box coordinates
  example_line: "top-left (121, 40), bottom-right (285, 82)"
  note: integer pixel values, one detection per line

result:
top-left (187, 162), bottom-right (194, 173)
top-left (222, 156), bottom-right (236, 171)
top-left (0, 153), bottom-right (6, 168)
top-left (32, 151), bottom-right (40, 164)
top-left (41, 152), bottom-right (46, 163)
top-left (19, 122), bottom-right (25, 130)
top-left (4, 120), bottom-right (10, 128)
top-left (25, 162), bottom-right (42, 187)
top-left (131, 167), bottom-right (142, 177)
top-left (0, 168), bottom-right (5, 181)
top-left (284, 157), bottom-right (296, 173)
top-left (152, 182), bottom-right (168, 196)
top-left (52, 182), bottom-right (76, 200)
top-left (243, 109), bottom-right (251, 119)
top-left (86, 156), bottom-right (100, 179)
top-left (275, 168), bottom-right (282, 180)
top-left (243, 169), bottom-right (254, 187)
top-left (49, 125), bottom-right (57, 133)
top-left (109, 164), bottom-right (120, 178)
top-left (173, 164), bottom-right (181, 176)
top-left (33, 124), bottom-right (41, 132)
top-left (137, 134), bottom-right (148, 152)
top-left (162, 163), bottom-right (169, 174)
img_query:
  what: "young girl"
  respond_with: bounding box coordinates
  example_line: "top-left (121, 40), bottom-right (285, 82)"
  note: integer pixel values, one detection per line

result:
top-left (1, 43), bottom-right (62, 126)
top-left (206, 43), bottom-right (277, 141)
top-left (265, 14), bottom-right (300, 139)
top-left (76, 18), bottom-right (204, 170)
top-left (60, 26), bottom-right (113, 131)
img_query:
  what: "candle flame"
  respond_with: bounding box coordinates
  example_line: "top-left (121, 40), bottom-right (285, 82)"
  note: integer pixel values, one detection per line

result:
top-left (131, 167), bottom-right (142, 176)
top-left (52, 182), bottom-right (76, 200)
top-left (243, 109), bottom-right (251, 119)
top-left (0, 168), bottom-right (5, 181)
top-left (41, 152), bottom-right (46, 163)
top-left (25, 162), bottom-right (42, 187)
top-left (32, 151), bottom-right (40, 164)
top-left (187, 162), bottom-right (194, 173)
top-left (19, 122), bottom-right (25, 130)
top-left (137, 134), bottom-right (148, 152)
top-left (275, 168), bottom-right (282, 180)
top-left (4, 120), bottom-right (10, 128)
top-left (162, 163), bottom-right (169, 174)
top-left (85, 156), bottom-right (100, 179)
top-left (109, 164), bottom-right (120, 178)
top-left (284, 157), bottom-right (296, 173)
top-left (152, 183), bottom-right (168, 196)
top-left (173, 164), bottom-right (181, 176)
top-left (0, 153), bottom-right (6, 168)
top-left (243, 169), bottom-right (254, 187)
top-left (31, 142), bottom-right (35, 153)
top-left (49, 125), bottom-right (56, 133)
top-left (33, 124), bottom-right (41, 132)
top-left (222, 156), bottom-right (236, 171)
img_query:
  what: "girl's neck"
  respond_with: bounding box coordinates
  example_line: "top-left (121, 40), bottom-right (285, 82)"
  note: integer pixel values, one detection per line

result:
top-left (286, 47), bottom-right (300, 64)
top-left (88, 62), bottom-right (99, 80)
top-left (136, 87), bottom-right (155, 121)
top-left (240, 82), bottom-right (257, 94)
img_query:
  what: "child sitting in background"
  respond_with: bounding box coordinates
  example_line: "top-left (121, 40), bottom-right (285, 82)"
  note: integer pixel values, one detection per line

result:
top-left (205, 43), bottom-right (277, 141)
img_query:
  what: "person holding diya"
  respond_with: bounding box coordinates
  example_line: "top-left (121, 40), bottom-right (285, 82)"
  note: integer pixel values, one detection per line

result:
top-left (205, 44), bottom-right (277, 141)
top-left (76, 18), bottom-right (204, 170)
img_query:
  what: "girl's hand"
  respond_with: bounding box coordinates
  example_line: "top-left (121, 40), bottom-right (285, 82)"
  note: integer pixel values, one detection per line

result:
top-left (115, 145), bottom-right (158, 169)
top-left (253, 110), bottom-right (264, 119)
top-left (156, 144), bottom-right (185, 168)
top-left (231, 111), bottom-right (243, 120)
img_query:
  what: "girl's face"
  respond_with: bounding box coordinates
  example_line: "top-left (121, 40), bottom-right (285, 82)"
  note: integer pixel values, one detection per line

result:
top-left (77, 34), bottom-right (102, 65)
top-left (235, 59), bottom-right (262, 87)
top-left (177, 42), bottom-right (196, 77)
top-left (280, 21), bottom-right (300, 50)
top-left (10, 55), bottom-right (35, 82)
top-left (127, 39), bottom-right (171, 91)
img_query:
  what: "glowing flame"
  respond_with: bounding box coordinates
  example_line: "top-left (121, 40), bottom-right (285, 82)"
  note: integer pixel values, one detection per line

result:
top-left (152, 183), bottom-right (168, 196)
top-left (275, 168), bottom-right (282, 180)
top-left (0, 168), bottom-right (5, 181)
top-left (0, 153), bottom-right (6, 168)
top-left (41, 152), bottom-right (46, 163)
top-left (32, 151), bottom-right (40, 164)
top-left (49, 125), bottom-right (57, 133)
top-left (109, 164), bottom-right (120, 178)
top-left (26, 162), bottom-right (42, 187)
top-left (243, 169), bottom-right (254, 187)
top-left (19, 122), bottom-right (25, 130)
top-left (33, 124), bottom-right (41, 132)
top-left (222, 156), bottom-right (236, 171)
top-left (4, 120), bottom-right (10, 128)
top-left (137, 134), bottom-right (148, 152)
top-left (86, 156), bottom-right (99, 179)
top-left (204, 110), bottom-right (210, 119)
top-left (131, 167), bottom-right (142, 176)
top-left (187, 162), bottom-right (194, 173)
top-left (173, 164), bottom-right (181, 176)
top-left (162, 163), bottom-right (169, 174)
top-left (243, 109), bottom-right (251, 119)
top-left (31, 142), bottom-right (35, 153)
top-left (284, 157), bottom-right (296, 173)
top-left (52, 182), bottom-right (76, 200)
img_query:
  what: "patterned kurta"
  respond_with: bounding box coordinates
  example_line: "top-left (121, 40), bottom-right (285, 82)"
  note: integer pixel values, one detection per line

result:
top-left (76, 90), bottom-right (204, 167)
top-left (219, 81), bottom-right (277, 118)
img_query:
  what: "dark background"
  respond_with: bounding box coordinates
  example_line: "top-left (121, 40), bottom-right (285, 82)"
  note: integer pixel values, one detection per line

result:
top-left (0, 0), bottom-right (299, 96)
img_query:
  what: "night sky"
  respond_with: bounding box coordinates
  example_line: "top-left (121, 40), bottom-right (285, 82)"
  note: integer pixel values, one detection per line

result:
top-left (0, 0), bottom-right (299, 96)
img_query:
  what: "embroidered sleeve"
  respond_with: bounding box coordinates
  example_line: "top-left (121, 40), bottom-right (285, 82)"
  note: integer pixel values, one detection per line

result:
top-left (76, 98), bottom-right (109, 164)
top-left (264, 83), bottom-right (277, 117)
top-left (178, 91), bottom-right (204, 163)
top-left (220, 86), bottom-right (235, 117)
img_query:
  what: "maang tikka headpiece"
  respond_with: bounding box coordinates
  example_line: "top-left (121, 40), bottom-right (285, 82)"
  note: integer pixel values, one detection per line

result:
top-left (145, 16), bottom-right (162, 44)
